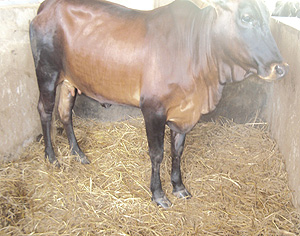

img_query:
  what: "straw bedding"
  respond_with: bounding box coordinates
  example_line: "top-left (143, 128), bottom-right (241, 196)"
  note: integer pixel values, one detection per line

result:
top-left (1, 116), bottom-right (300, 235)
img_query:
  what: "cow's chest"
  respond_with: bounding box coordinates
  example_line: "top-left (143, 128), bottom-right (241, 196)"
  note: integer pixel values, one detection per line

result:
top-left (164, 83), bottom-right (207, 133)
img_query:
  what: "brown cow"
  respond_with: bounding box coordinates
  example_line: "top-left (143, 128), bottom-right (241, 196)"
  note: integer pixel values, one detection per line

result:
top-left (30, 0), bottom-right (288, 208)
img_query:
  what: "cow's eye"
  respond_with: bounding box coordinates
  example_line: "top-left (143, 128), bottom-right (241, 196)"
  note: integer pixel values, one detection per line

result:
top-left (241, 14), bottom-right (254, 24)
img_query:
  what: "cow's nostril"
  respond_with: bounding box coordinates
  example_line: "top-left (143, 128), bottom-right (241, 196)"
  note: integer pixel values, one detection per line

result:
top-left (275, 63), bottom-right (288, 77)
top-left (275, 64), bottom-right (285, 76)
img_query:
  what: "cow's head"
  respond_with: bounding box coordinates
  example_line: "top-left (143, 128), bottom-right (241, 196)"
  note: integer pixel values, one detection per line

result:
top-left (211, 0), bottom-right (288, 81)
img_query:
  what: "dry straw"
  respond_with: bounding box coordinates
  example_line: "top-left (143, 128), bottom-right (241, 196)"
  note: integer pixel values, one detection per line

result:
top-left (1, 116), bottom-right (299, 235)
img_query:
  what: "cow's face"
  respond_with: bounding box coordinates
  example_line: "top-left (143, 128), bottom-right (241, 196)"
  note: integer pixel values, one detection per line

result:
top-left (211, 0), bottom-right (288, 81)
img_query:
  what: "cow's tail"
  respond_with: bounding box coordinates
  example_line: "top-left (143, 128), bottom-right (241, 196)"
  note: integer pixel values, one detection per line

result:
top-left (29, 20), bottom-right (59, 143)
top-left (29, 21), bottom-right (40, 70)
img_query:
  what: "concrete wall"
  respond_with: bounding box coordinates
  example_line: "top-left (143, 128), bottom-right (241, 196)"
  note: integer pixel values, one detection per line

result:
top-left (0, 4), bottom-right (40, 160)
top-left (266, 17), bottom-right (300, 209)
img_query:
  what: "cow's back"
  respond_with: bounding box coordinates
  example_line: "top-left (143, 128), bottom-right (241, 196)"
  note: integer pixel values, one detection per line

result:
top-left (31, 0), bottom-right (150, 107)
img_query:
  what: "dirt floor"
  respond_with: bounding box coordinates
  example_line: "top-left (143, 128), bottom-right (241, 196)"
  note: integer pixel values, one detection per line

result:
top-left (0, 116), bottom-right (299, 235)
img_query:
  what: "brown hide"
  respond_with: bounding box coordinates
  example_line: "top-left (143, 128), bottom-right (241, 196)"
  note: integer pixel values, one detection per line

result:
top-left (32, 0), bottom-right (223, 133)
top-left (31, 0), bottom-right (286, 133)
top-left (59, 1), bottom-right (146, 107)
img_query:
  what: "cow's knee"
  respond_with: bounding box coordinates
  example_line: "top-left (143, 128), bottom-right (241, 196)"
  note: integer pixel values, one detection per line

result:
top-left (150, 149), bottom-right (164, 166)
top-left (38, 98), bottom-right (53, 122)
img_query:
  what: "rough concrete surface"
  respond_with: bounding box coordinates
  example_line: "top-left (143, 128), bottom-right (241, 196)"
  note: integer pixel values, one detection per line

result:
top-left (201, 76), bottom-right (270, 123)
top-left (0, 5), bottom-right (40, 160)
top-left (267, 17), bottom-right (300, 209)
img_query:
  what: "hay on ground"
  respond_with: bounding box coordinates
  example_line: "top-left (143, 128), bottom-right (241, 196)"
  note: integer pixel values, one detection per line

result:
top-left (0, 116), bottom-right (299, 235)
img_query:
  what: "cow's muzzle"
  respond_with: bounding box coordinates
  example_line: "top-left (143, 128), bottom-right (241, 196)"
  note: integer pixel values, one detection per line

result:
top-left (258, 62), bottom-right (289, 81)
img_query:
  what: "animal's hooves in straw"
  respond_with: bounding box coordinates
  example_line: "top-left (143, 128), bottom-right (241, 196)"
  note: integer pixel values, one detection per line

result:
top-left (173, 189), bottom-right (192, 199)
top-left (73, 151), bottom-right (91, 164)
top-left (53, 160), bottom-right (61, 168)
top-left (45, 154), bottom-right (61, 168)
top-left (48, 159), bottom-right (61, 168)
top-left (75, 155), bottom-right (91, 164)
top-left (80, 157), bottom-right (91, 164)
top-left (153, 196), bottom-right (172, 208)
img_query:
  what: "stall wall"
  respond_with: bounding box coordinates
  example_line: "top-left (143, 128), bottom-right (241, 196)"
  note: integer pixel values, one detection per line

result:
top-left (0, 5), bottom-right (40, 160)
top-left (267, 18), bottom-right (300, 209)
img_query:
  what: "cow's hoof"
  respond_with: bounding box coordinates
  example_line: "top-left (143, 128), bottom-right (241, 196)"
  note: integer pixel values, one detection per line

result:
top-left (152, 196), bottom-right (172, 208)
top-left (52, 160), bottom-right (61, 168)
top-left (45, 152), bottom-right (61, 168)
top-left (72, 150), bottom-right (91, 164)
top-left (80, 156), bottom-right (91, 164)
top-left (46, 157), bottom-right (61, 168)
top-left (173, 189), bottom-right (192, 199)
top-left (74, 155), bottom-right (91, 164)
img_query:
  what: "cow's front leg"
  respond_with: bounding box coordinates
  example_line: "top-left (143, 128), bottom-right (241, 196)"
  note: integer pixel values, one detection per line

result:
top-left (141, 103), bottom-right (171, 208)
top-left (171, 130), bottom-right (192, 199)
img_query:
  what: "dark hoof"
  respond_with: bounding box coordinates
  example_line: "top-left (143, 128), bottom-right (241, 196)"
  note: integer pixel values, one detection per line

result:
top-left (45, 155), bottom-right (61, 168)
top-left (45, 157), bottom-right (60, 168)
top-left (80, 156), bottom-right (91, 164)
top-left (72, 150), bottom-right (91, 164)
top-left (52, 160), bottom-right (61, 168)
top-left (173, 189), bottom-right (192, 199)
top-left (152, 195), bottom-right (172, 208)
top-left (74, 155), bottom-right (91, 164)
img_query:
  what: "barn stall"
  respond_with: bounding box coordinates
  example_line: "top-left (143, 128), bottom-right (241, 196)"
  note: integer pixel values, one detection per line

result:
top-left (1, 0), bottom-right (300, 235)
top-left (1, 116), bottom-right (300, 235)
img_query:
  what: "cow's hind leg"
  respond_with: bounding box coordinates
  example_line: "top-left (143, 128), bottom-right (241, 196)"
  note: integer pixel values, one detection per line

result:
top-left (170, 130), bottom-right (192, 199)
top-left (36, 68), bottom-right (59, 166)
top-left (58, 81), bottom-right (90, 164)
top-left (141, 101), bottom-right (171, 208)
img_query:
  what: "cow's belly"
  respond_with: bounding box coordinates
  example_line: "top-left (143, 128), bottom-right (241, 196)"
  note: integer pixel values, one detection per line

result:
top-left (63, 59), bottom-right (142, 107)
top-left (61, 8), bottom-right (146, 107)
top-left (63, 40), bottom-right (145, 107)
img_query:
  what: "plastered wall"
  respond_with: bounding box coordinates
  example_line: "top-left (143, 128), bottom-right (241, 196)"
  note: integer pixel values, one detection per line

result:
top-left (266, 18), bottom-right (300, 209)
top-left (0, 4), bottom-right (40, 160)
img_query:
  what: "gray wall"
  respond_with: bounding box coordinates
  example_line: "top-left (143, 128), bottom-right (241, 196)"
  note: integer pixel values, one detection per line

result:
top-left (0, 5), bottom-right (40, 160)
top-left (266, 18), bottom-right (300, 209)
